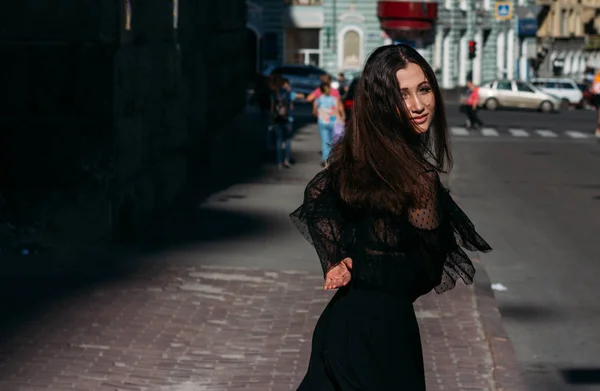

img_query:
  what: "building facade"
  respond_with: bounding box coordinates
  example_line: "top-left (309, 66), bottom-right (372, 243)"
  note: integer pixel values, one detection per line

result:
top-left (536, 0), bottom-right (600, 80)
top-left (432, 0), bottom-right (540, 89)
top-left (246, 0), bottom-right (387, 76)
top-left (246, 0), bottom-right (443, 76)
top-left (246, 0), bottom-right (556, 88)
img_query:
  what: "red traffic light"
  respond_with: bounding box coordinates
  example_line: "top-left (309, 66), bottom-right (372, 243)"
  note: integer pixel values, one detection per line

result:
top-left (468, 40), bottom-right (477, 59)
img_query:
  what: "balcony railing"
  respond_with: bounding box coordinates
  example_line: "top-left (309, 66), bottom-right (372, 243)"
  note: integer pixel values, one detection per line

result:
top-left (284, 0), bottom-right (323, 5)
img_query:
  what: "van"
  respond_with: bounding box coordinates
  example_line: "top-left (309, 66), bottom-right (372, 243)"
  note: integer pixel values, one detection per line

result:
top-left (530, 78), bottom-right (583, 108)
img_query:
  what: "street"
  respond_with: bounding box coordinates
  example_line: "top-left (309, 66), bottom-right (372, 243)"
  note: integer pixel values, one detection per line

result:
top-left (450, 126), bottom-right (600, 390)
top-left (445, 103), bottom-right (599, 141)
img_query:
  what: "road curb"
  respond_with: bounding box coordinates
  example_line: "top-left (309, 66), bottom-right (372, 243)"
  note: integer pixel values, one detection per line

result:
top-left (472, 257), bottom-right (527, 391)
top-left (447, 168), bottom-right (526, 391)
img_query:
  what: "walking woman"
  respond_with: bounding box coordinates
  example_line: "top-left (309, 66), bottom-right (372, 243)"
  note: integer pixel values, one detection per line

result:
top-left (290, 44), bottom-right (492, 390)
top-left (313, 83), bottom-right (345, 167)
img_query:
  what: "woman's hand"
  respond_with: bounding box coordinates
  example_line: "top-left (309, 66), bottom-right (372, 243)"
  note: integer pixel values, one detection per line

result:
top-left (324, 258), bottom-right (353, 291)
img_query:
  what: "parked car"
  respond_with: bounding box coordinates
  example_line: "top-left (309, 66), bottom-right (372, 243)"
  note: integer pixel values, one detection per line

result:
top-left (262, 64), bottom-right (339, 96)
top-left (477, 79), bottom-right (561, 113)
top-left (530, 77), bottom-right (583, 108)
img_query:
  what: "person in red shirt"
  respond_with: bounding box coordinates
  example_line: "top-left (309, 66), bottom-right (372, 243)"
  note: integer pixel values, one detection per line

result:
top-left (465, 80), bottom-right (484, 130)
top-left (306, 74), bottom-right (340, 103)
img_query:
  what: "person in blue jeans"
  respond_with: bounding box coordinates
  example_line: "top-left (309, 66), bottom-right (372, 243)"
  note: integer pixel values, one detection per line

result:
top-left (313, 82), bottom-right (345, 167)
top-left (270, 77), bottom-right (293, 169)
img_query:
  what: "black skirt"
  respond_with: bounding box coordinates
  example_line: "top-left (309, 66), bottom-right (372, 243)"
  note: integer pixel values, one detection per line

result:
top-left (297, 283), bottom-right (426, 391)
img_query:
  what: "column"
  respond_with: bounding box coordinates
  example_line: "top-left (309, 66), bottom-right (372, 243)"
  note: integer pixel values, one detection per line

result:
top-left (496, 27), bottom-right (506, 78)
top-left (473, 29), bottom-right (483, 84)
top-left (434, 26), bottom-right (443, 71)
top-left (458, 31), bottom-right (468, 85)
top-left (506, 27), bottom-right (515, 79)
top-left (442, 30), bottom-right (453, 88)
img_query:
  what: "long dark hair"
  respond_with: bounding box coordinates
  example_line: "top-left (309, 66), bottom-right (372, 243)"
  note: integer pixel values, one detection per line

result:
top-left (328, 44), bottom-right (452, 214)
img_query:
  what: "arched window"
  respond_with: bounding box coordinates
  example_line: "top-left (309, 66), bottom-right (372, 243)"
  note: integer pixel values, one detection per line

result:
top-left (338, 27), bottom-right (363, 70)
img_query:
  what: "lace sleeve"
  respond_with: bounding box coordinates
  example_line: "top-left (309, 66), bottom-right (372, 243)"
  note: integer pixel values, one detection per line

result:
top-left (409, 171), bottom-right (492, 294)
top-left (290, 170), bottom-right (350, 277)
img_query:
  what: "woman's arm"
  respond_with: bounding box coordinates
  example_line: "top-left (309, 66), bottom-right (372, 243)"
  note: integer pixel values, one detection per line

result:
top-left (306, 87), bottom-right (320, 103)
top-left (312, 99), bottom-right (318, 117)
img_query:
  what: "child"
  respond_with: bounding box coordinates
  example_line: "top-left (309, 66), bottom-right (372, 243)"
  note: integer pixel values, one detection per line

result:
top-left (313, 82), bottom-right (345, 167)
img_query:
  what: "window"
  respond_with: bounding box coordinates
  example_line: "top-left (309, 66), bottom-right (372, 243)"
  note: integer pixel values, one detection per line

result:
top-left (341, 29), bottom-right (361, 69)
top-left (516, 82), bottom-right (535, 93)
top-left (285, 29), bottom-right (320, 66)
top-left (558, 82), bottom-right (575, 90)
top-left (496, 81), bottom-right (512, 90)
top-left (125, 0), bottom-right (132, 31)
top-left (173, 0), bottom-right (178, 29)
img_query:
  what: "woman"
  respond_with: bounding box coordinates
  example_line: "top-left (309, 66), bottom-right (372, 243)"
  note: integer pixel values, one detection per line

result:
top-left (290, 44), bottom-right (492, 390)
top-left (313, 83), bottom-right (345, 167)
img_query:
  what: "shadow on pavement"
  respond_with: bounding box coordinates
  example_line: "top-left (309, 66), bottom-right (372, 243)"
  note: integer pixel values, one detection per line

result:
top-left (561, 368), bottom-right (600, 385)
top-left (0, 113), bottom-right (319, 346)
top-left (497, 303), bottom-right (562, 322)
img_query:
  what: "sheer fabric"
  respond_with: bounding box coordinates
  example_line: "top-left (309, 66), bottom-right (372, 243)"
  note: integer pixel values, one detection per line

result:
top-left (290, 169), bottom-right (491, 295)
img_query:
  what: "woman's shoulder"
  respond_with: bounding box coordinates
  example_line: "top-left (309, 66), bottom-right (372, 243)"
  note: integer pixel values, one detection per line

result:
top-left (304, 169), bottom-right (335, 200)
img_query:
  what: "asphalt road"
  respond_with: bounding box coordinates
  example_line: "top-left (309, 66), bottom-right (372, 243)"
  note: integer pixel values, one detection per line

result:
top-left (449, 115), bottom-right (600, 390)
top-left (445, 103), bottom-right (599, 141)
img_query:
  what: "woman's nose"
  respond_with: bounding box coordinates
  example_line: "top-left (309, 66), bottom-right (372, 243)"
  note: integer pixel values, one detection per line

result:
top-left (407, 94), bottom-right (425, 112)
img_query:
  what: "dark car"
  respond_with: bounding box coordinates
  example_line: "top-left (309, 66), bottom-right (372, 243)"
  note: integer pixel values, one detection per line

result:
top-left (263, 64), bottom-right (339, 96)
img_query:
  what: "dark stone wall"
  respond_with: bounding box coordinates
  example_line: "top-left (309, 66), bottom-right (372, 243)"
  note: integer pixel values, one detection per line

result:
top-left (0, 0), bottom-right (259, 252)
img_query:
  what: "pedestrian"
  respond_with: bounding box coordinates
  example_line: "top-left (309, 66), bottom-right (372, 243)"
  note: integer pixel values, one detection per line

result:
top-left (337, 72), bottom-right (348, 96)
top-left (465, 80), bottom-right (484, 130)
top-left (305, 74), bottom-right (340, 103)
top-left (282, 78), bottom-right (304, 125)
top-left (290, 44), bottom-right (492, 390)
top-left (313, 82), bottom-right (345, 168)
top-left (269, 75), bottom-right (293, 169)
top-left (591, 70), bottom-right (600, 138)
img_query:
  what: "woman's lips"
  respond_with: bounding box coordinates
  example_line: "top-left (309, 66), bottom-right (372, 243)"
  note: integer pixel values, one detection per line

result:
top-left (412, 114), bottom-right (428, 125)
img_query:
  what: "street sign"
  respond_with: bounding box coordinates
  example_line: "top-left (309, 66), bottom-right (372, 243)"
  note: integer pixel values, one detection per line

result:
top-left (495, 1), bottom-right (513, 21)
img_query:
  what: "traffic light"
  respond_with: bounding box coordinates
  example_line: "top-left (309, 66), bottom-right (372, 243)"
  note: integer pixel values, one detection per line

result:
top-left (468, 40), bottom-right (477, 59)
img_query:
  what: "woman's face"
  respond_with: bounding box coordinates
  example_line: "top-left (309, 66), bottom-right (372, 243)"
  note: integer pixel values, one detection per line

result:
top-left (395, 63), bottom-right (435, 134)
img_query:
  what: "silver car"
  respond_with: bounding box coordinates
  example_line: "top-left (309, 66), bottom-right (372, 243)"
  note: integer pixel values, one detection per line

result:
top-left (477, 79), bottom-right (561, 113)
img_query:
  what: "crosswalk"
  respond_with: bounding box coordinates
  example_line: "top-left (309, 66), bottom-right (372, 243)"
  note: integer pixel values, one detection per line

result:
top-left (450, 127), bottom-right (598, 140)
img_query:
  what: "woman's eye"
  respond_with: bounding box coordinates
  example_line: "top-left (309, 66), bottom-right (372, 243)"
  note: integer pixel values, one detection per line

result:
top-left (419, 87), bottom-right (432, 94)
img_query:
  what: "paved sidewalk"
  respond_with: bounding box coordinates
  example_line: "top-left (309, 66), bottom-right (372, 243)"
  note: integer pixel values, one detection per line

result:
top-left (0, 119), bottom-right (525, 391)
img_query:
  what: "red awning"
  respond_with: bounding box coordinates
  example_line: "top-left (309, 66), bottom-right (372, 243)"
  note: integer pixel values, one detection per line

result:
top-left (377, 1), bottom-right (438, 32)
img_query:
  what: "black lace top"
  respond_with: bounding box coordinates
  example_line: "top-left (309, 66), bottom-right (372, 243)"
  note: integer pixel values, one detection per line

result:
top-left (290, 169), bottom-right (492, 300)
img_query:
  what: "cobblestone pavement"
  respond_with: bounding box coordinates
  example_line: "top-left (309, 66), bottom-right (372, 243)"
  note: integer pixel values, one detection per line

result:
top-left (0, 264), bottom-right (495, 391)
